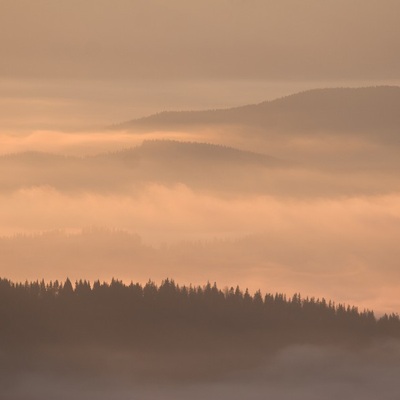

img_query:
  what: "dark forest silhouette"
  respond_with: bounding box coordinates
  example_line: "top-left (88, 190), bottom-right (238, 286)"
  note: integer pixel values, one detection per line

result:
top-left (2, 278), bottom-right (400, 389)
top-left (1, 277), bottom-right (399, 350)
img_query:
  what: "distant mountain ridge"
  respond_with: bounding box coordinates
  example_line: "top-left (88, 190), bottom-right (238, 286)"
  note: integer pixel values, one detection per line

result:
top-left (0, 140), bottom-right (282, 167)
top-left (114, 86), bottom-right (400, 140)
top-left (0, 140), bottom-right (286, 194)
top-left (97, 140), bottom-right (283, 166)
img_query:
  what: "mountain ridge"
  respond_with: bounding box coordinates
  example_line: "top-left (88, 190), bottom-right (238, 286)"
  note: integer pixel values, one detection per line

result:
top-left (0, 140), bottom-right (284, 167)
top-left (113, 86), bottom-right (400, 140)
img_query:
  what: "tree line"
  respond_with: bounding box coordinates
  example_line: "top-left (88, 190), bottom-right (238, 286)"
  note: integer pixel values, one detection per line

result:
top-left (1, 277), bottom-right (399, 349)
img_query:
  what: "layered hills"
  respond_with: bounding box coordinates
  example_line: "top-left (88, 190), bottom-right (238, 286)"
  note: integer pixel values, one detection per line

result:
top-left (115, 86), bottom-right (400, 142)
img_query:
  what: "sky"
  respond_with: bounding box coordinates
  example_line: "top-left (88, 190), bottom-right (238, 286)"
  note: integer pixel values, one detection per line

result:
top-left (1, 0), bottom-right (400, 314)
top-left (2, 0), bottom-right (400, 81)
top-left (1, 0), bottom-right (400, 130)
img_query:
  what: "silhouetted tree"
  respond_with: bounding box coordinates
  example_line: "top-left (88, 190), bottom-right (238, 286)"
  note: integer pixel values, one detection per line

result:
top-left (0, 277), bottom-right (399, 350)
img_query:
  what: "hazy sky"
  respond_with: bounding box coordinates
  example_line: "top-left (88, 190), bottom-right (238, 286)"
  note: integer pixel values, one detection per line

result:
top-left (1, 0), bottom-right (400, 129)
top-left (2, 0), bottom-right (400, 81)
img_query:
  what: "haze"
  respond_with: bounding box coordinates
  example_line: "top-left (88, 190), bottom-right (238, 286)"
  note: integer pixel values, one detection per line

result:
top-left (2, 2), bottom-right (400, 398)
top-left (1, 0), bottom-right (400, 130)
top-left (2, 87), bottom-right (400, 315)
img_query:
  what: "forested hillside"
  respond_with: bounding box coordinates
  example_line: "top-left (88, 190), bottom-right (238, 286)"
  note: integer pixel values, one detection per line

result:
top-left (1, 278), bottom-right (399, 350)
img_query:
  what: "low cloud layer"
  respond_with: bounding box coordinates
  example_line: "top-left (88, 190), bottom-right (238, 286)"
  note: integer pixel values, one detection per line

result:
top-left (1, 185), bottom-right (400, 313)
top-left (3, 342), bottom-right (400, 400)
top-left (1, 88), bottom-right (399, 314)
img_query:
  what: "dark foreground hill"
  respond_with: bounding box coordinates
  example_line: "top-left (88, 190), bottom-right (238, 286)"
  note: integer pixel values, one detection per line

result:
top-left (1, 277), bottom-right (399, 351)
top-left (115, 86), bottom-right (400, 141)
top-left (1, 277), bottom-right (400, 396)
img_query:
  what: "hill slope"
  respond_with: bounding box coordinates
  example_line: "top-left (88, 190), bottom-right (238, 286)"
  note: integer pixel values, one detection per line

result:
top-left (0, 141), bottom-right (286, 193)
top-left (115, 86), bottom-right (400, 140)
